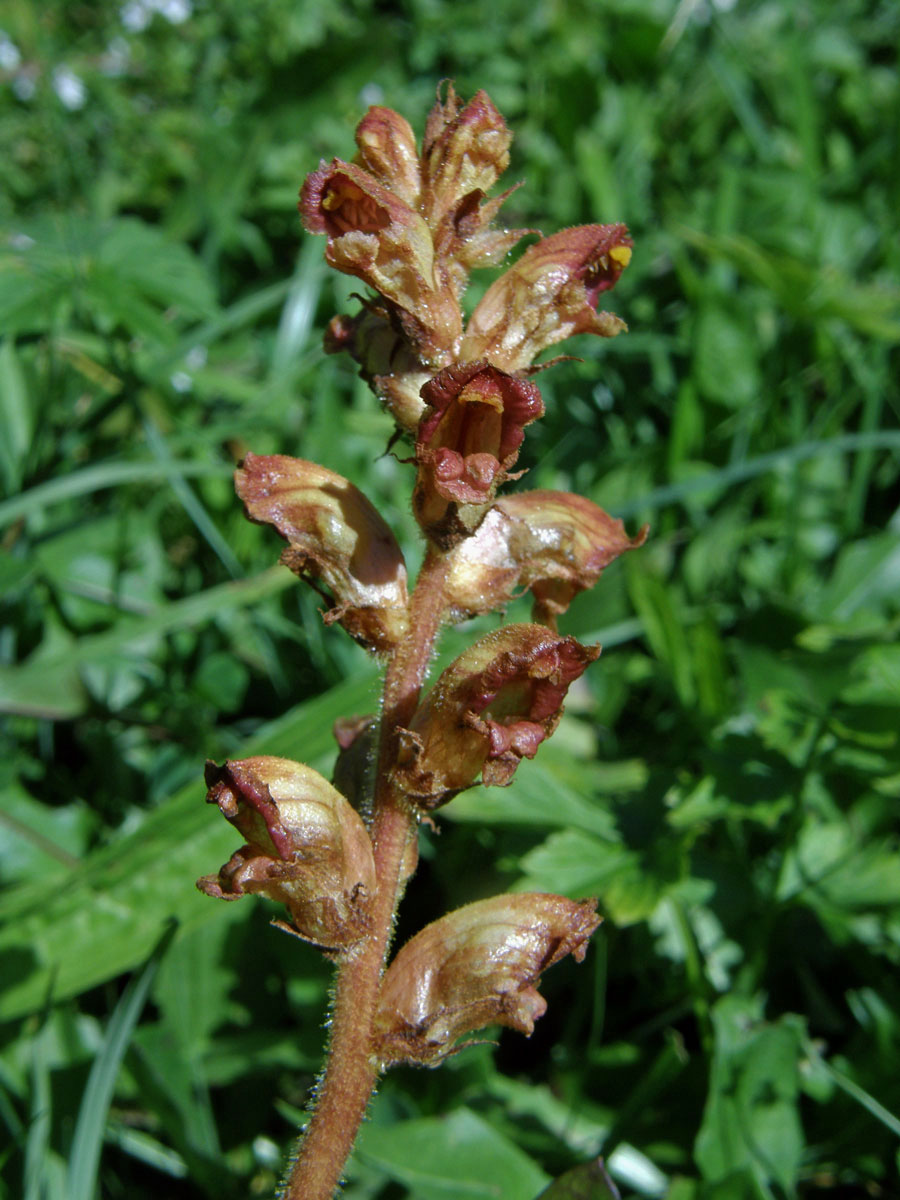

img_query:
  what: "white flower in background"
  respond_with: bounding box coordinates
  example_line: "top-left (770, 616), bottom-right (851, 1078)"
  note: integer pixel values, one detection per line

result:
top-left (102, 37), bottom-right (131, 76)
top-left (170, 371), bottom-right (193, 393)
top-left (156, 0), bottom-right (192, 24)
top-left (0, 31), bottom-right (22, 71)
top-left (120, 0), bottom-right (192, 31)
top-left (52, 66), bottom-right (86, 111)
top-left (358, 82), bottom-right (384, 107)
top-left (120, 0), bottom-right (151, 32)
top-left (185, 345), bottom-right (207, 370)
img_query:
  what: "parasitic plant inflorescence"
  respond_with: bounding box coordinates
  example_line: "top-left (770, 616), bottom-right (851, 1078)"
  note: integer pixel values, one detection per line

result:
top-left (198, 84), bottom-right (643, 1199)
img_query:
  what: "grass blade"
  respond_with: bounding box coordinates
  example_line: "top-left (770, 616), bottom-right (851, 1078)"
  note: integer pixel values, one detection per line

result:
top-left (66, 923), bottom-right (177, 1200)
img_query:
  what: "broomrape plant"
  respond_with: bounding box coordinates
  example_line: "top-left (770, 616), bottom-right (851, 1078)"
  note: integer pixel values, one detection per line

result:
top-left (198, 85), bottom-right (643, 1199)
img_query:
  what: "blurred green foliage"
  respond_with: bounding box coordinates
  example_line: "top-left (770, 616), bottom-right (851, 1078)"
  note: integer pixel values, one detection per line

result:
top-left (1, 0), bottom-right (899, 1196)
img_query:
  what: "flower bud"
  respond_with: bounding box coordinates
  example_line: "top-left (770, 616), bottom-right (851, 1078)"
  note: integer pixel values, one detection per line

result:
top-left (421, 85), bottom-right (513, 230)
top-left (354, 106), bottom-right (421, 207)
top-left (444, 490), bottom-right (648, 627)
top-left (419, 86), bottom-right (533, 298)
top-left (197, 756), bottom-right (376, 950)
top-left (413, 362), bottom-right (544, 547)
top-left (235, 453), bottom-right (409, 653)
top-left (332, 715), bottom-right (378, 815)
top-left (373, 893), bottom-right (600, 1067)
top-left (461, 224), bottom-right (633, 371)
top-left (394, 624), bottom-right (600, 807)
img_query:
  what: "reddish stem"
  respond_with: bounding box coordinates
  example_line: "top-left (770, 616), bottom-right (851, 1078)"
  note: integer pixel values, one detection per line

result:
top-left (284, 547), bottom-right (449, 1200)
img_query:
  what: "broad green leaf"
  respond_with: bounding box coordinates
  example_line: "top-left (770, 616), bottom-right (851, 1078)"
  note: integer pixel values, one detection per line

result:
top-left (695, 995), bottom-right (805, 1194)
top-left (0, 667), bottom-right (378, 1021)
top-left (693, 307), bottom-right (761, 410)
top-left (352, 1107), bottom-right (549, 1200)
top-left (517, 830), bottom-right (665, 926)
top-left (0, 567), bottom-right (295, 719)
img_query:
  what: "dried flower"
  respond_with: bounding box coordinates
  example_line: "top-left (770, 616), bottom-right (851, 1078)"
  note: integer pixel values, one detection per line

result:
top-left (394, 623), bottom-right (600, 807)
top-left (235, 453), bottom-right (409, 653)
top-left (374, 893), bottom-right (601, 1067)
top-left (461, 223), bottom-right (633, 370)
top-left (324, 306), bottom-right (431, 432)
top-left (444, 490), bottom-right (648, 627)
top-left (197, 757), bottom-right (376, 950)
top-left (413, 361), bottom-right (544, 546)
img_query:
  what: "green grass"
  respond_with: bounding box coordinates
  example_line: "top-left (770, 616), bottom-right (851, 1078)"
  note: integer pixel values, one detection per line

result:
top-left (1, 0), bottom-right (899, 1196)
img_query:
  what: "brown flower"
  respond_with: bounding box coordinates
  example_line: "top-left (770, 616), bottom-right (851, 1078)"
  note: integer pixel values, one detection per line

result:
top-left (444, 490), bottom-right (648, 627)
top-left (374, 893), bottom-right (601, 1067)
top-left (461, 223), bottom-right (633, 371)
top-left (197, 757), bottom-right (376, 950)
top-left (324, 306), bottom-right (431, 432)
top-left (353, 105), bottom-right (421, 207)
top-left (235, 453), bottom-right (409, 653)
top-left (300, 158), bottom-right (461, 364)
top-left (393, 623), bottom-right (600, 807)
top-left (413, 361), bottom-right (544, 546)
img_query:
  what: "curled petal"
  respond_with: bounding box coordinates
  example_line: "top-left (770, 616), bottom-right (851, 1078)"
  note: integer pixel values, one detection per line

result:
top-left (444, 491), bottom-right (648, 627)
top-left (461, 224), bottom-right (633, 371)
top-left (236, 453), bottom-right (409, 653)
top-left (394, 624), bottom-right (600, 807)
top-left (413, 362), bottom-right (544, 547)
top-left (374, 893), bottom-right (601, 1067)
top-left (197, 757), bottom-right (376, 950)
top-left (354, 106), bottom-right (421, 206)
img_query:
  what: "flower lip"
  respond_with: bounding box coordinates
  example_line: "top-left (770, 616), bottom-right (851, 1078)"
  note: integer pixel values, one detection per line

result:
top-left (301, 160), bottom-right (395, 238)
top-left (204, 759), bottom-right (293, 860)
top-left (416, 361), bottom-right (544, 504)
top-left (321, 176), bottom-right (391, 235)
top-left (394, 624), bottom-right (600, 807)
top-left (460, 222), bottom-right (633, 371)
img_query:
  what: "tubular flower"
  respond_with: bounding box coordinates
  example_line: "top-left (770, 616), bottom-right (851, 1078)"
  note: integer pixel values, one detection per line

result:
top-left (300, 158), bottom-right (461, 364)
top-left (413, 361), bottom-right (544, 546)
top-left (444, 490), bottom-right (649, 627)
top-left (197, 757), bottom-right (376, 951)
top-left (393, 623), bottom-right (600, 808)
top-left (461, 223), bottom-right (633, 371)
top-left (235, 453), bottom-right (409, 653)
top-left (373, 893), bottom-right (601, 1067)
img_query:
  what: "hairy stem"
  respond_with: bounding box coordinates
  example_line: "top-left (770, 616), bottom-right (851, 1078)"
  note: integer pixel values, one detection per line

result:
top-left (285, 547), bottom-right (449, 1200)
